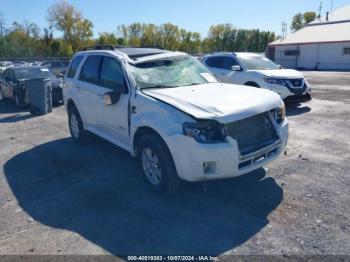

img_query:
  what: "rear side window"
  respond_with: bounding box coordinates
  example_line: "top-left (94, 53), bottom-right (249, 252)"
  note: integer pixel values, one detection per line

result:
top-left (67, 55), bottom-right (83, 78)
top-left (100, 57), bottom-right (125, 91)
top-left (79, 56), bottom-right (102, 84)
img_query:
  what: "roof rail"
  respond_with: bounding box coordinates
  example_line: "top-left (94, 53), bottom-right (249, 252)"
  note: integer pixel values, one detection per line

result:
top-left (82, 45), bottom-right (116, 51)
top-left (139, 45), bottom-right (164, 50)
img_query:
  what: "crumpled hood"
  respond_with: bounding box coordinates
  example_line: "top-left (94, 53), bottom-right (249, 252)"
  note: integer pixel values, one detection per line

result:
top-left (253, 69), bottom-right (304, 79)
top-left (142, 83), bottom-right (283, 123)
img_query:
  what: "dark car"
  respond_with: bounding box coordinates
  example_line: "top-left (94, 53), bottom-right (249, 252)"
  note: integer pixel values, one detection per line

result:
top-left (0, 66), bottom-right (62, 107)
top-left (41, 60), bottom-right (70, 76)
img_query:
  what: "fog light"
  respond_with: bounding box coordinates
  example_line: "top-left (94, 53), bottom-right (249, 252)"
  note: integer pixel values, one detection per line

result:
top-left (203, 161), bottom-right (216, 174)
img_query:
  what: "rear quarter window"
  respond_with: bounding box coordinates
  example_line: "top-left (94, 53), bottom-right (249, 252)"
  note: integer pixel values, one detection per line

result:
top-left (67, 55), bottom-right (84, 79)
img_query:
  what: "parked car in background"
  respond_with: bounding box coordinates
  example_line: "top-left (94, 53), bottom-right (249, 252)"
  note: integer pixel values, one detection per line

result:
top-left (0, 66), bottom-right (62, 107)
top-left (12, 61), bottom-right (29, 67)
top-left (0, 61), bottom-right (13, 73)
top-left (63, 47), bottom-right (288, 193)
top-left (42, 60), bottom-right (70, 76)
top-left (202, 52), bottom-right (312, 101)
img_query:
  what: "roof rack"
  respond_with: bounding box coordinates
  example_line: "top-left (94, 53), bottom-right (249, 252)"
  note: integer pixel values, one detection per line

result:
top-left (81, 45), bottom-right (126, 51)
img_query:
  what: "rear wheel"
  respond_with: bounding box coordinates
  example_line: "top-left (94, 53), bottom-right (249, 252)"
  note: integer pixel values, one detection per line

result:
top-left (138, 134), bottom-right (180, 194)
top-left (68, 106), bottom-right (89, 145)
top-left (0, 87), bottom-right (3, 100)
top-left (14, 92), bottom-right (25, 108)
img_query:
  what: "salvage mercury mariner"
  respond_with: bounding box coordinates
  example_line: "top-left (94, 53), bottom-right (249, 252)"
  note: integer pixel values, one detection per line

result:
top-left (63, 46), bottom-right (289, 193)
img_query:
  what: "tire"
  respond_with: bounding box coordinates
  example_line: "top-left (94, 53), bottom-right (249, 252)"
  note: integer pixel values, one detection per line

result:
top-left (14, 91), bottom-right (25, 108)
top-left (68, 106), bottom-right (89, 145)
top-left (137, 134), bottom-right (180, 194)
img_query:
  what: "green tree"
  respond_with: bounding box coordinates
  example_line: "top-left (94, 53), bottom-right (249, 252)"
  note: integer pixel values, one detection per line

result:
top-left (47, 0), bottom-right (93, 52)
top-left (291, 11), bottom-right (316, 31)
top-left (303, 11), bottom-right (317, 24)
top-left (291, 13), bottom-right (304, 31)
top-left (96, 32), bottom-right (118, 45)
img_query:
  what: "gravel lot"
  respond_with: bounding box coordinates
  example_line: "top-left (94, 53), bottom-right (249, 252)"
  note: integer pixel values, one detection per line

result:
top-left (0, 71), bottom-right (349, 256)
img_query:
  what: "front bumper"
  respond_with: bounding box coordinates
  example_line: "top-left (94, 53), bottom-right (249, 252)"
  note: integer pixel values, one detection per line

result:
top-left (264, 81), bottom-right (311, 100)
top-left (52, 87), bottom-right (63, 102)
top-left (166, 119), bottom-right (289, 182)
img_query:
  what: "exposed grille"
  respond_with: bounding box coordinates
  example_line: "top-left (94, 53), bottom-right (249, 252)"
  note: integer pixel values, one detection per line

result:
top-left (226, 112), bottom-right (279, 156)
top-left (290, 84), bottom-right (307, 95)
top-left (288, 78), bottom-right (303, 87)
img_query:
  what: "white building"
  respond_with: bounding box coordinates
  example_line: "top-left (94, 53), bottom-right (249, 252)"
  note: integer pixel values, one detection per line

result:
top-left (268, 5), bottom-right (350, 70)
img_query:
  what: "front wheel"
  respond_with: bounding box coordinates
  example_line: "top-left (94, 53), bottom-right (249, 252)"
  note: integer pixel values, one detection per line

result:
top-left (138, 134), bottom-right (180, 194)
top-left (68, 106), bottom-right (89, 145)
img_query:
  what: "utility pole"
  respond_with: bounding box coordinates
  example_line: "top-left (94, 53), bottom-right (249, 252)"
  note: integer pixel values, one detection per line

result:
top-left (330, 0), bottom-right (334, 13)
top-left (282, 22), bottom-right (287, 39)
top-left (318, 2), bottom-right (323, 20)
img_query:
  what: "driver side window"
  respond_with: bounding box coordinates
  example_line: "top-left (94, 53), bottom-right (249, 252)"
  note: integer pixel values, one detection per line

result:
top-left (99, 57), bottom-right (127, 93)
top-left (222, 57), bottom-right (239, 70)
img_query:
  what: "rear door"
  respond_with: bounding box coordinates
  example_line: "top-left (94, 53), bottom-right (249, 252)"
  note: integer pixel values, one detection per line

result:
top-left (75, 55), bottom-right (102, 129)
top-left (204, 56), bottom-right (241, 83)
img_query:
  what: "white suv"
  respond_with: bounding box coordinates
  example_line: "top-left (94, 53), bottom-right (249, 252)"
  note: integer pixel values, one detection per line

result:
top-left (63, 47), bottom-right (289, 193)
top-left (202, 52), bottom-right (311, 100)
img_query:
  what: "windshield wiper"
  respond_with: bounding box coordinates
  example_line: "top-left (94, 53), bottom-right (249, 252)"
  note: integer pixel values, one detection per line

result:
top-left (187, 83), bottom-right (202, 86)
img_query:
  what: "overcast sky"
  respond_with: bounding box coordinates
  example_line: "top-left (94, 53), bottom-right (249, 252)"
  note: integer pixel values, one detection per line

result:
top-left (1, 0), bottom-right (349, 37)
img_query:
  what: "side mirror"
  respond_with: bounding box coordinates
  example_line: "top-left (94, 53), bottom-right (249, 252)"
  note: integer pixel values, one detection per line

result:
top-left (231, 65), bottom-right (242, 71)
top-left (278, 65), bottom-right (283, 69)
top-left (103, 91), bottom-right (121, 106)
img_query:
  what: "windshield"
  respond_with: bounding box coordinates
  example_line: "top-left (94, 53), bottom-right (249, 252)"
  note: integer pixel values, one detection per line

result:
top-left (238, 55), bottom-right (280, 70)
top-left (14, 68), bottom-right (56, 79)
top-left (129, 55), bottom-right (217, 89)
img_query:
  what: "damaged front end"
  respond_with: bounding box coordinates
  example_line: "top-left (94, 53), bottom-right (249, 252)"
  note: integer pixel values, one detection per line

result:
top-left (226, 107), bottom-right (285, 171)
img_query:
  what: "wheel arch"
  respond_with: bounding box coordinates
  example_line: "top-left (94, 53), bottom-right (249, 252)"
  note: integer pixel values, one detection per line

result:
top-left (66, 98), bottom-right (88, 129)
top-left (132, 126), bottom-right (169, 158)
top-left (244, 81), bottom-right (260, 87)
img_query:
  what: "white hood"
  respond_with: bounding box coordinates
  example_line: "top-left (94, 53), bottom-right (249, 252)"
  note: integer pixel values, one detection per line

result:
top-left (252, 69), bottom-right (304, 79)
top-left (142, 83), bottom-right (282, 123)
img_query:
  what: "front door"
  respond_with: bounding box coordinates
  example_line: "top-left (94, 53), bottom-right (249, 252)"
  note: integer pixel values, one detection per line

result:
top-left (95, 56), bottom-right (130, 147)
top-left (205, 56), bottom-right (241, 83)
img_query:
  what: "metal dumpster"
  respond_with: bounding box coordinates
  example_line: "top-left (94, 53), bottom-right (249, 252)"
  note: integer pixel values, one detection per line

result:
top-left (26, 78), bottom-right (52, 115)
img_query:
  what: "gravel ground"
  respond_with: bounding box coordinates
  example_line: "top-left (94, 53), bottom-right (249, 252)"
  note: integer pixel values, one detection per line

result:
top-left (0, 71), bottom-right (349, 257)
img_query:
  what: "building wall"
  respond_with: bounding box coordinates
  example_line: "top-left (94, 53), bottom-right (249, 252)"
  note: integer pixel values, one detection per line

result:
top-left (270, 42), bottom-right (350, 70)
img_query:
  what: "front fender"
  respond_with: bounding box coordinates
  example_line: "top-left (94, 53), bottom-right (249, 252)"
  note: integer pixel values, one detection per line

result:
top-left (130, 94), bottom-right (194, 156)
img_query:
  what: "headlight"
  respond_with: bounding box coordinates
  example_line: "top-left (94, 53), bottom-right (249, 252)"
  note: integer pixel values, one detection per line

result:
top-left (272, 104), bottom-right (286, 124)
top-left (183, 121), bottom-right (227, 143)
top-left (264, 78), bottom-right (289, 88)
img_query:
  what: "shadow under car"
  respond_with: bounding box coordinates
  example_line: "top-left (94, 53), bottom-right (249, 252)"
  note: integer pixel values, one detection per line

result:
top-left (4, 137), bottom-right (283, 256)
